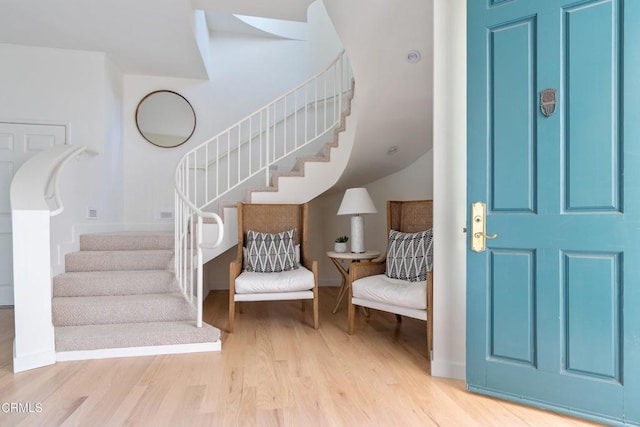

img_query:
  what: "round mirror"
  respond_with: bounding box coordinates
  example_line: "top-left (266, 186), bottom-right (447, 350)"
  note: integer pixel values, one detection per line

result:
top-left (135, 90), bottom-right (196, 148)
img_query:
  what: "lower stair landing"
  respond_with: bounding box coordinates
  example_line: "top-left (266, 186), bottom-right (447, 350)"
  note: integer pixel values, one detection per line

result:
top-left (53, 231), bottom-right (220, 362)
top-left (56, 321), bottom-right (220, 361)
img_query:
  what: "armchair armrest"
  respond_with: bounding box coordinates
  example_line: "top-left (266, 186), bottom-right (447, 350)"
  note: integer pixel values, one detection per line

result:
top-left (349, 258), bottom-right (386, 283)
top-left (229, 260), bottom-right (242, 294)
top-left (302, 256), bottom-right (319, 283)
top-left (301, 254), bottom-right (311, 270)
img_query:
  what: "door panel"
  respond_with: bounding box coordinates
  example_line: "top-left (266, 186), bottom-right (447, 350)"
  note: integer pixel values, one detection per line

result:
top-left (564, 1), bottom-right (620, 212)
top-left (0, 122), bottom-right (66, 306)
top-left (563, 251), bottom-right (620, 380)
top-left (490, 18), bottom-right (537, 213)
top-left (467, 0), bottom-right (640, 424)
top-left (490, 249), bottom-right (536, 365)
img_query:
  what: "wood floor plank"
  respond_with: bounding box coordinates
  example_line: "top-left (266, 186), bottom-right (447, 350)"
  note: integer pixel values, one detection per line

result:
top-left (0, 289), bottom-right (602, 426)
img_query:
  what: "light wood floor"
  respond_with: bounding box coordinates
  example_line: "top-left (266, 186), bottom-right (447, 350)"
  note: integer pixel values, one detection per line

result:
top-left (0, 287), bottom-right (601, 426)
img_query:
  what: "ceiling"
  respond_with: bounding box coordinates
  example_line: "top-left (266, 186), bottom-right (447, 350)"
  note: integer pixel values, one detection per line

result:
top-left (0, 0), bottom-right (205, 77)
top-left (0, 0), bottom-right (313, 78)
top-left (323, 0), bottom-right (433, 189)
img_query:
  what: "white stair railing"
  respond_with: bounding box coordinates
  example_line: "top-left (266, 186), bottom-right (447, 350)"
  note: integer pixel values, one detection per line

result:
top-left (174, 51), bottom-right (352, 326)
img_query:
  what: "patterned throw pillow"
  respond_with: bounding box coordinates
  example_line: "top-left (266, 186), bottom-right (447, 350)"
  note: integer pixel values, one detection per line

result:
top-left (243, 244), bottom-right (300, 271)
top-left (386, 229), bottom-right (433, 282)
top-left (245, 228), bottom-right (299, 273)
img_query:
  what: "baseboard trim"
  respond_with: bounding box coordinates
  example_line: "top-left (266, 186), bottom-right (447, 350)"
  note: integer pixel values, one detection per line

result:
top-left (56, 340), bottom-right (221, 362)
top-left (13, 341), bottom-right (56, 373)
top-left (0, 286), bottom-right (14, 307)
top-left (431, 359), bottom-right (465, 380)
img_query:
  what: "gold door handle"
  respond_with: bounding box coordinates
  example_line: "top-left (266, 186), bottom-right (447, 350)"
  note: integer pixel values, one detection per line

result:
top-left (473, 231), bottom-right (498, 240)
top-left (471, 202), bottom-right (498, 252)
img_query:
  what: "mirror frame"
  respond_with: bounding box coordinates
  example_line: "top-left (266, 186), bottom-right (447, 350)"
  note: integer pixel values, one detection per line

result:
top-left (135, 90), bottom-right (196, 148)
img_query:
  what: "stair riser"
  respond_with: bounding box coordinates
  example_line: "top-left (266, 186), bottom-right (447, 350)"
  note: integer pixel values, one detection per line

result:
top-left (65, 251), bottom-right (173, 272)
top-left (55, 322), bottom-right (220, 352)
top-left (80, 233), bottom-right (173, 251)
top-left (52, 295), bottom-right (195, 327)
top-left (53, 271), bottom-right (177, 297)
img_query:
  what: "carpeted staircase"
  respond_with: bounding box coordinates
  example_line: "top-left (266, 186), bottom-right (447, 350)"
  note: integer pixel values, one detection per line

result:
top-left (52, 231), bottom-right (220, 359)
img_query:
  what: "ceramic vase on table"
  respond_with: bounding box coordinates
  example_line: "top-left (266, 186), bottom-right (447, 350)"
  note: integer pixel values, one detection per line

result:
top-left (334, 242), bottom-right (347, 253)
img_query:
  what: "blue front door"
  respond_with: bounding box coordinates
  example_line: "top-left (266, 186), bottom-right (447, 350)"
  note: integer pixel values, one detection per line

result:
top-left (467, 0), bottom-right (640, 425)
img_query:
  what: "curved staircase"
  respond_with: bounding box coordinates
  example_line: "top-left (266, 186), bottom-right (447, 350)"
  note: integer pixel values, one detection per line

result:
top-left (173, 51), bottom-right (356, 325)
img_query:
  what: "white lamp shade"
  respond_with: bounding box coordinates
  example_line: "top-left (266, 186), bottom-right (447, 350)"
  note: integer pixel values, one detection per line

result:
top-left (337, 188), bottom-right (377, 215)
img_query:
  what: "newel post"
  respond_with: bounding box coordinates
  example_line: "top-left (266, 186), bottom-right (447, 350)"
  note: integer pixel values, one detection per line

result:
top-left (12, 209), bottom-right (56, 372)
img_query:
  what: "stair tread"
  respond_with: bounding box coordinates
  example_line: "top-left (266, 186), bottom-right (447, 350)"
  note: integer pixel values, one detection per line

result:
top-left (52, 292), bottom-right (190, 306)
top-left (65, 250), bottom-right (174, 272)
top-left (69, 249), bottom-right (173, 255)
top-left (53, 270), bottom-right (177, 297)
top-left (54, 270), bottom-right (175, 279)
top-left (52, 293), bottom-right (195, 326)
top-left (80, 231), bottom-right (173, 251)
top-left (55, 320), bottom-right (220, 352)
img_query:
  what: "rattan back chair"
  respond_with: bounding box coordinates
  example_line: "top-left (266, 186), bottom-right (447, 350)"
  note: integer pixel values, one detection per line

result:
top-left (348, 199), bottom-right (434, 373)
top-left (387, 200), bottom-right (433, 234)
top-left (228, 203), bottom-right (319, 332)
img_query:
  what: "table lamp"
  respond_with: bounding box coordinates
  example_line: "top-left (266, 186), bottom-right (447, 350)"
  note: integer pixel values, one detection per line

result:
top-left (337, 188), bottom-right (377, 253)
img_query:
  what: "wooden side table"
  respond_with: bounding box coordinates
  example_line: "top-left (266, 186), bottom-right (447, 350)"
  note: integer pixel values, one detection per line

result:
top-left (327, 250), bottom-right (381, 314)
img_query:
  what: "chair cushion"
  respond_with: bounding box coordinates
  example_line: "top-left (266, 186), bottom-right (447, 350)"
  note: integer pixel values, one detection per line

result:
top-left (235, 266), bottom-right (315, 294)
top-left (352, 274), bottom-right (427, 310)
top-left (245, 228), bottom-right (298, 273)
top-left (386, 229), bottom-right (433, 282)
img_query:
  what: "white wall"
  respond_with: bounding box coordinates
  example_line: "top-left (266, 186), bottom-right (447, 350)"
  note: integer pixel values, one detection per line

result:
top-left (0, 44), bottom-right (111, 154)
top-left (123, 31), bottom-right (330, 225)
top-left (0, 44), bottom-right (125, 273)
top-left (122, 3), bottom-right (343, 226)
top-left (432, 0), bottom-right (466, 380)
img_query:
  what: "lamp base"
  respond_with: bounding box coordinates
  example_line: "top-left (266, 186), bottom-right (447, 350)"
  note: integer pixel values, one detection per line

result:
top-left (350, 215), bottom-right (365, 253)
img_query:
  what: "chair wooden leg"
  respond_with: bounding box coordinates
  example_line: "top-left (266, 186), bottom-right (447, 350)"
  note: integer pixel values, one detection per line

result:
top-left (313, 296), bottom-right (319, 329)
top-left (348, 300), bottom-right (356, 335)
top-left (395, 314), bottom-right (402, 323)
top-left (228, 294), bottom-right (235, 333)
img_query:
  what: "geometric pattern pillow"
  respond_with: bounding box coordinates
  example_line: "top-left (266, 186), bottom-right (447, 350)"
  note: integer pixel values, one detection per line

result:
top-left (385, 229), bottom-right (433, 282)
top-left (243, 244), bottom-right (300, 271)
top-left (245, 228), bottom-right (299, 273)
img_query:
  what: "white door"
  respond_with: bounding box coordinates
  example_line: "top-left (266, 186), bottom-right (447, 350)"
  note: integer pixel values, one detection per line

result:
top-left (0, 122), bottom-right (66, 306)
